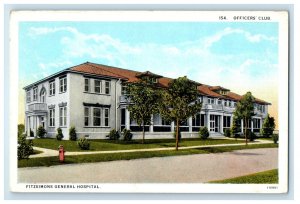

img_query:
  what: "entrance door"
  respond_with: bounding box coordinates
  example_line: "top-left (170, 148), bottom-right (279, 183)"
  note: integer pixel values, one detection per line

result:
top-left (40, 116), bottom-right (45, 128)
top-left (215, 115), bottom-right (219, 132)
top-left (210, 115), bottom-right (215, 132)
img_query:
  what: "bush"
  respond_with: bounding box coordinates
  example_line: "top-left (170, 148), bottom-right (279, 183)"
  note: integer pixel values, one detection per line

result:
top-left (56, 128), bottom-right (64, 140)
top-left (30, 129), bottom-right (34, 137)
top-left (69, 126), bottom-right (77, 141)
top-left (224, 129), bottom-right (231, 137)
top-left (77, 137), bottom-right (90, 150)
top-left (37, 125), bottom-right (46, 138)
top-left (272, 134), bottom-right (279, 144)
top-left (199, 127), bottom-right (209, 140)
top-left (18, 134), bottom-right (33, 160)
top-left (245, 131), bottom-right (257, 142)
top-left (123, 129), bottom-right (133, 141)
top-left (106, 129), bottom-right (120, 140)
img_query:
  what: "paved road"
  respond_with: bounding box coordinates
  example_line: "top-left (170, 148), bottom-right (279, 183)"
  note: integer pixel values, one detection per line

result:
top-left (19, 148), bottom-right (277, 183)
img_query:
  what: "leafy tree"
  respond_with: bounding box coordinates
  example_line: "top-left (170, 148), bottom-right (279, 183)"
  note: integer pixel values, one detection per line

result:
top-left (261, 114), bottom-right (275, 137)
top-left (231, 115), bottom-right (241, 137)
top-left (159, 76), bottom-right (202, 150)
top-left (18, 124), bottom-right (25, 137)
top-left (234, 92), bottom-right (255, 145)
top-left (125, 79), bottom-right (160, 144)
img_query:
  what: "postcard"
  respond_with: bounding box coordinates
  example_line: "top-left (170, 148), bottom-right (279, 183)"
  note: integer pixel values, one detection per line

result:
top-left (9, 10), bottom-right (288, 193)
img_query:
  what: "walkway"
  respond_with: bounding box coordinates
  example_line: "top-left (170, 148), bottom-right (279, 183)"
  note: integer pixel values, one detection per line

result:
top-left (29, 139), bottom-right (273, 158)
top-left (19, 148), bottom-right (278, 183)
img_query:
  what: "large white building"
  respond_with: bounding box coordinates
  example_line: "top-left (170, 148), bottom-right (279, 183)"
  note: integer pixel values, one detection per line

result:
top-left (24, 62), bottom-right (270, 140)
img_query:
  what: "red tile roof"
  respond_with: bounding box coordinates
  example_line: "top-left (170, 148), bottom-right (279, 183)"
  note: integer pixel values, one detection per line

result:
top-left (69, 62), bottom-right (270, 105)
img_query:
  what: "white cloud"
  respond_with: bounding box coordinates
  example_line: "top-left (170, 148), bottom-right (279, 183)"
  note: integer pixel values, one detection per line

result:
top-left (203, 27), bottom-right (277, 48)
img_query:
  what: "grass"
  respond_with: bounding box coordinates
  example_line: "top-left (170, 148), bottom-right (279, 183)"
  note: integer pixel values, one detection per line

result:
top-left (18, 143), bottom-right (278, 168)
top-left (210, 169), bottom-right (278, 184)
top-left (32, 138), bottom-right (246, 152)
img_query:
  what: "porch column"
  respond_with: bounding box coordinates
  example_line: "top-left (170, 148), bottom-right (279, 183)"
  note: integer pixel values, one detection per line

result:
top-left (220, 115), bottom-right (223, 134)
top-left (171, 121), bottom-right (175, 132)
top-left (26, 116), bottom-right (29, 136)
top-left (230, 115), bottom-right (233, 127)
top-left (125, 108), bottom-right (130, 130)
top-left (149, 114), bottom-right (154, 133)
top-left (188, 117), bottom-right (193, 133)
top-left (251, 120), bottom-right (254, 132)
top-left (241, 119), bottom-right (244, 133)
top-left (207, 112), bottom-right (210, 131)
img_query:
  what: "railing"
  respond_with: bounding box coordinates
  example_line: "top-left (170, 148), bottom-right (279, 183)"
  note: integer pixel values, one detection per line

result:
top-left (204, 104), bottom-right (223, 110)
top-left (27, 103), bottom-right (47, 112)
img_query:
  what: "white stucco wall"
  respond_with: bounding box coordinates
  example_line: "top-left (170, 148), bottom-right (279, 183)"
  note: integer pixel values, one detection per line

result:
top-left (69, 73), bottom-right (123, 139)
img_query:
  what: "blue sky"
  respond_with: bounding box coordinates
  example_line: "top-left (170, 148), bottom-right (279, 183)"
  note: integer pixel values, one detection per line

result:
top-left (18, 21), bottom-right (279, 123)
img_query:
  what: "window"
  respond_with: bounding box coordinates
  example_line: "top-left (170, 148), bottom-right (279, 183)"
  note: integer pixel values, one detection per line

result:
top-left (262, 105), bottom-right (265, 113)
top-left (26, 91), bottom-right (31, 103)
top-left (105, 81), bottom-right (110, 94)
top-left (121, 85), bottom-right (127, 95)
top-left (59, 77), bottom-right (67, 93)
top-left (94, 80), bottom-right (101, 93)
top-left (192, 113), bottom-right (201, 126)
top-left (59, 106), bottom-right (67, 126)
top-left (49, 108), bottom-right (55, 127)
top-left (217, 99), bottom-right (222, 105)
top-left (223, 116), bottom-right (231, 128)
top-left (84, 107), bottom-right (90, 126)
top-left (208, 98), bottom-right (215, 104)
top-left (200, 114), bottom-right (205, 127)
top-left (33, 87), bottom-right (38, 101)
top-left (150, 78), bottom-right (158, 83)
top-left (104, 108), bottom-right (109, 126)
top-left (228, 101), bottom-right (232, 107)
top-left (84, 78), bottom-right (90, 92)
top-left (93, 108), bottom-right (101, 126)
top-left (253, 118), bottom-right (261, 129)
top-left (40, 89), bottom-right (46, 103)
top-left (49, 80), bottom-right (55, 96)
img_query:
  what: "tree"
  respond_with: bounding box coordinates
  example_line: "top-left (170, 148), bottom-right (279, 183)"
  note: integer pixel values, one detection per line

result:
top-left (234, 92), bottom-right (255, 145)
top-left (126, 79), bottom-right (160, 144)
top-left (159, 76), bottom-right (202, 150)
top-left (261, 114), bottom-right (275, 137)
top-left (18, 134), bottom-right (33, 160)
top-left (18, 124), bottom-right (25, 137)
top-left (231, 115), bottom-right (241, 138)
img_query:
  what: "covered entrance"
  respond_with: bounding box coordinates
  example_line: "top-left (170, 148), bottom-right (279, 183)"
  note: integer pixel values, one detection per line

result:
top-left (209, 115), bottom-right (220, 133)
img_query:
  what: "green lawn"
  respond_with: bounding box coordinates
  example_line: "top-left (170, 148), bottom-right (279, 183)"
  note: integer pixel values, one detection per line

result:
top-left (18, 143), bottom-right (278, 168)
top-left (32, 138), bottom-right (246, 152)
top-left (210, 169), bottom-right (278, 184)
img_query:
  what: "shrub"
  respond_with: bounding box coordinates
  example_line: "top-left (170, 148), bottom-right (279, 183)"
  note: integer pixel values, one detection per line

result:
top-left (123, 129), bottom-right (133, 141)
top-left (30, 129), bottom-right (34, 137)
top-left (56, 128), bottom-right (64, 140)
top-left (77, 137), bottom-right (90, 150)
top-left (199, 127), bottom-right (209, 140)
top-left (69, 126), bottom-right (77, 141)
top-left (245, 131), bottom-right (257, 142)
top-left (272, 134), bottom-right (279, 144)
top-left (37, 125), bottom-right (46, 138)
top-left (224, 129), bottom-right (231, 137)
top-left (106, 129), bottom-right (120, 140)
top-left (18, 134), bottom-right (33, 160)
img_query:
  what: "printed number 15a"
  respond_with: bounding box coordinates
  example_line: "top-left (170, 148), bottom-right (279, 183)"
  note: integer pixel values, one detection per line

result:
top-left (219, 16), bottom-right (227, 20)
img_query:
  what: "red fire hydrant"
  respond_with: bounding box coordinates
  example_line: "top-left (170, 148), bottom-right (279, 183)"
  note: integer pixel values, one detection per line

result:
top-left (58, 145), bottom-right (65, 163)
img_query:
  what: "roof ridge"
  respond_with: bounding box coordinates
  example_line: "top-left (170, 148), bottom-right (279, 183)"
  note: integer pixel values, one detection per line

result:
top-left (85, 62), bottom-right (129, 79)
top-left (87, 61), bottom-right (142, 74)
